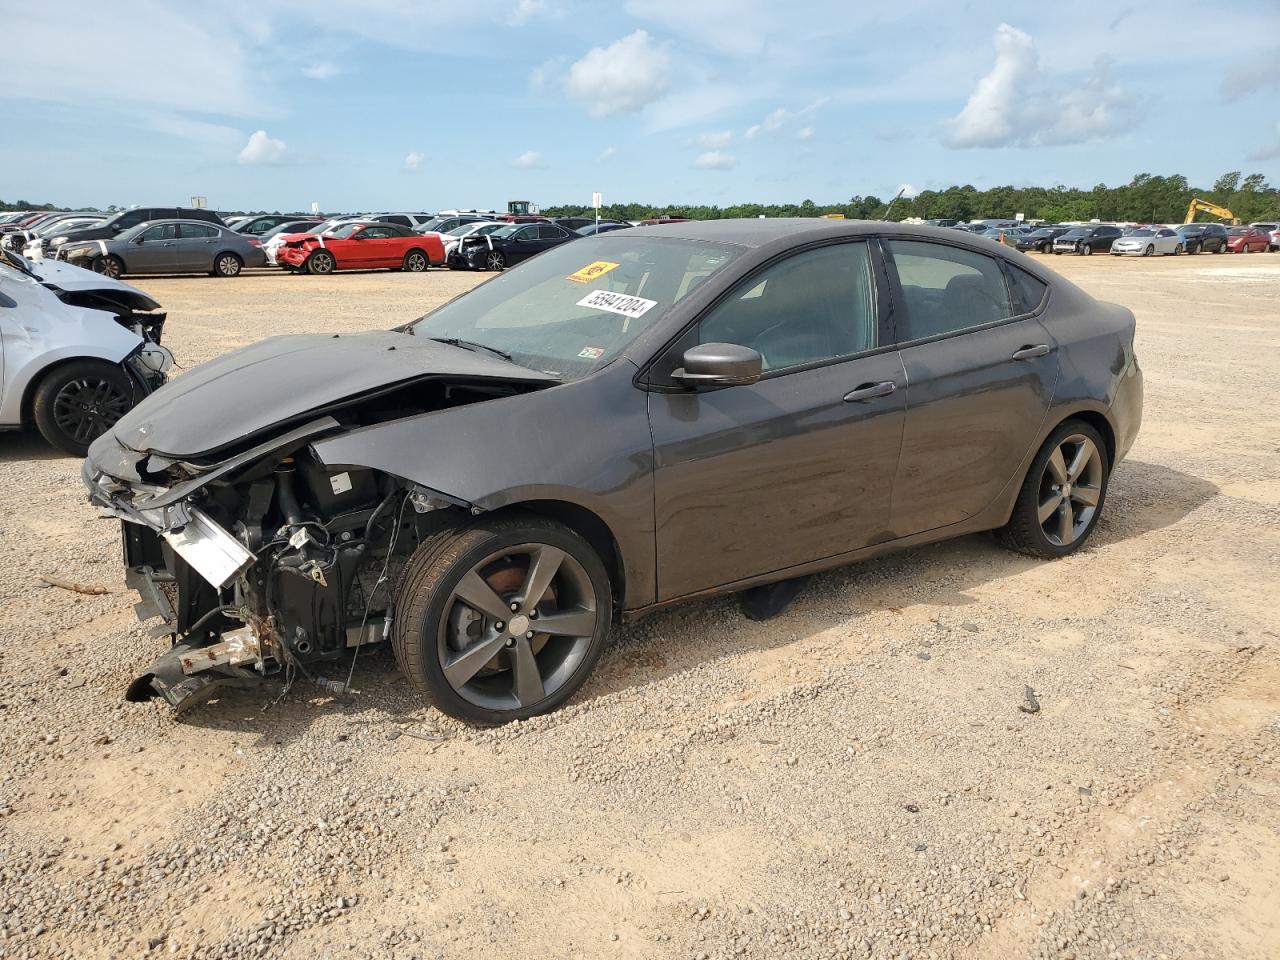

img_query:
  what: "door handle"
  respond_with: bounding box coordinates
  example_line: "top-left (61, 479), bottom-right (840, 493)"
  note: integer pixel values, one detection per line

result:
top-left (843, 380), bottom-right (896, 402)
top-left (1012, 344), bottom-right (1051, 360)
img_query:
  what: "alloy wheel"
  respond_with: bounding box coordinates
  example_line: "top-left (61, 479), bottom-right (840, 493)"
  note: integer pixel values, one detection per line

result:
top-left (52, 376), bottom-right (130, 445)
top-left (405, 251), bottom-right (428, 272)
top-left (217, 254), bottom-right (240, 276)
top-left (485, 252), bottom-right (505, 271)
top-left (309, 251), bottom-right (334, 274)
top-left (94, 256), bottom-right (121, 278)
top-left (437, 543), bottom-right (597, 711)
top-left (1037, 434), bottom-right (1103, 547)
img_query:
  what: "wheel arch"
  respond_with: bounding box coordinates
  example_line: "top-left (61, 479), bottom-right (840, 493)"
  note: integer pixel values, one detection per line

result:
top-left (19, 353), bottom-right (135, 427)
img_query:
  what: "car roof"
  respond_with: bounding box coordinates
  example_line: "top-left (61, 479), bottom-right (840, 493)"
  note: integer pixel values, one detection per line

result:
top-left (621, 217), bottom-right (1044, 247)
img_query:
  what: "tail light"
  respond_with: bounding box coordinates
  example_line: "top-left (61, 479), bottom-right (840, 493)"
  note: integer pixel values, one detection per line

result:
top-left (247, 238), bottom-right (261, 247)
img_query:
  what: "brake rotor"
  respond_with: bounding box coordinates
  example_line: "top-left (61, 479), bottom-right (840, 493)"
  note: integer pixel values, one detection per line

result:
top-left (447, 557), bottom-right (556, 676)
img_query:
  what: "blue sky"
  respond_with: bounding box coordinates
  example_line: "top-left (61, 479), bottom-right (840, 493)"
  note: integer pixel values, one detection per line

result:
top-left (4, 0), bottom-right (1278, 212)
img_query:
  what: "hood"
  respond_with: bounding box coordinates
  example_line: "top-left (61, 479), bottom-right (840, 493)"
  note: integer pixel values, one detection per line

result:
top-left (52, 223), bottom-right (118, 243)
top-left (102, 330), bottom-right (558, 459)
top-left (30, 258), bottom-right (161, 309)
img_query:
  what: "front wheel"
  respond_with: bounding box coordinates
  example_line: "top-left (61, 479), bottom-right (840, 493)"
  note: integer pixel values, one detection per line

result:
top-left (484, 250), bottom-right (506, 271)
top-left (1040, 242), bottom-right (1051, 254)
top-left (1080, 243), bottom-right (1092, 256)
top-left (995, 420), bottom-right (1110, 559)
top-left (393, 515), bottom-right (612, 724)
top-left (1143, 244), bottom-right (1154, 257)
top-left (306, 250), bottom-right (335, 274)
top-left (1174, 243), bottom-right (1183, 255)
top-left (31, 359), bottom-right (136, 456)
top-left (93, 254), bottom-right (124, 279)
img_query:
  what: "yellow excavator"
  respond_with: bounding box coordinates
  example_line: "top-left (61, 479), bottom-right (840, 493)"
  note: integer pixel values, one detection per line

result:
top-left (1184, 198), bottom-right (1239, 225)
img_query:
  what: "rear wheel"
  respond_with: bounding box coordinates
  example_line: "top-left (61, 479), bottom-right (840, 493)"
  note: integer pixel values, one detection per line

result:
top-left (213, 252), bottom-right (242, 277)
top-left (93, 254), bottom-right (124, 279)
top-left (393, 515), bottom-right (612, 724)
top-left (995, 420), bottom-right (1110, 559)
top-left (402, 249), bottom-right (429, 272)
top-left (31, 359), bottom-right (136, 456)
top-left (306, 250), bottom-right (335, 274)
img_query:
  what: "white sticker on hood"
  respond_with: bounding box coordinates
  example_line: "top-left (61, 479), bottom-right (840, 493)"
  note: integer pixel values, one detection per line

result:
top-left (576, 289), bottom-right (657, 320)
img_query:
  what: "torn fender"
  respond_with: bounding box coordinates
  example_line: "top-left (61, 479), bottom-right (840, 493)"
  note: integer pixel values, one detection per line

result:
top-left (310, 359), bottom-right (659, 608)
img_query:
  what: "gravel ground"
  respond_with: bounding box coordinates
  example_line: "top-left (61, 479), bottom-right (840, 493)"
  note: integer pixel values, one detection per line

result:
top-left (0, 254), bottom-right (1277, 960)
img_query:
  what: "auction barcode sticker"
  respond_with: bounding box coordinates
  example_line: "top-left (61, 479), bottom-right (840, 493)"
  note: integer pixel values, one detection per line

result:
top-left (576, 289), bottom-right (657, 319)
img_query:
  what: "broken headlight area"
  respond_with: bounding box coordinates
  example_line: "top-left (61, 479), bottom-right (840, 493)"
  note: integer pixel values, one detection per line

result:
top-left (99, 446), bottom-right (468, 714)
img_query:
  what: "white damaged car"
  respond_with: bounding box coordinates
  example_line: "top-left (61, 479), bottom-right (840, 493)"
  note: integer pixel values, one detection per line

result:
top-left (0, 249), bottom-right (173, 455)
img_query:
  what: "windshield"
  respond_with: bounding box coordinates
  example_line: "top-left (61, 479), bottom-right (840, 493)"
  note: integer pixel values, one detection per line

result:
top-left (1060, 228), bottom-right (1089, 238)
top-left (327, 223), bottom-right (366, 239)
top-left (1127, 229), bottom-right (1155, 237)
top-left (1227, 228), bottom-right (1248, 236)
top-left (409, 235), bottom-right (744, 381)
top-left (36, 217), bottom-right (92, 236)
top-left (1177, 224), bottom-right (1203, 233)
top-left (418, 217), bottom-right (448, 232)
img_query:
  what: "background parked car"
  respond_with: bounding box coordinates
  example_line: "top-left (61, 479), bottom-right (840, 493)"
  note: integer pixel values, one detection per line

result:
top-left (414, 214), bottom-right (494, 237)
top-left (549, 216), bottom-right (629, 232)
top-left (277, 221), bottom-right (443, 275)
top-left (262, 217), bottom-right (362, 264)
top-left (19, 215), bottom-right (109, 257)
top-left (1012, 226), bottom-right (1070, 253)
top-left (58, 219), bottom-right (266, 278)
top-left (366, 212), bottom-right (436, 230)
top-left (46, 206), bottom-right (227, 254)
top-left (1225, 226), bottom-right (1271, 253)
top-left (1175, 222), bottom-right (1228, 254)
top-left (1110, 227), bottom-right (1183, 257)
top-left (0, 248), bottom-right (171, 455)
top-left (234, 214), bottom-right (322, 237)
top-left (1053, 225), bottom-right (1123, 255)
top-left (1251, 222), bottom-right (1280, 251)
top-left (447, 221), bottom-right (577, 270)
top-left (440, 221), bottom-right (507, 259)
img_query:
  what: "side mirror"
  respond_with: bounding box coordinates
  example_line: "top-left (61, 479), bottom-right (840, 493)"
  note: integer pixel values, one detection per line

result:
top-left (671, 342), bottom-right (763, 389)
top-left (132, 235), bottom-right (146, 244)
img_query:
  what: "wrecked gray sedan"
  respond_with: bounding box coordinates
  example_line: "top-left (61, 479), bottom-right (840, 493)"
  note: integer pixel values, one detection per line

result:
top-left (84, 220), bottom-right (1142, 723)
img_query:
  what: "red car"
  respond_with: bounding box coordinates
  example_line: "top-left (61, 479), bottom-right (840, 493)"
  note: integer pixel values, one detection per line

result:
top-left (277, 221), bottom-right (444, 274)
top-left (1225, 226), bottom-right (1271, 253)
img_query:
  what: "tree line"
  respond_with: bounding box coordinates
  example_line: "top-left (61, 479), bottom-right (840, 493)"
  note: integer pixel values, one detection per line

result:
top-left (544, 172), bottom-right (1280, 224)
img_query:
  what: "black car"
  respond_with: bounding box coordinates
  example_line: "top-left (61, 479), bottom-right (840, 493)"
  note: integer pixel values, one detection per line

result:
top-left (448, 222), bottom-right (577, 270)
top-left (1052, 225), bottom-right (1122, 255)
top-left (1013, 226), bottom-right (1070, 254)
top-left (48, 206), bottom-right (226, 254)
top-left (84, 220), bottom-right (1142, 724)
top-left (1175, 222), bottom-right (1229, 255)
top-left (235, 214), bottom-right (321, 237)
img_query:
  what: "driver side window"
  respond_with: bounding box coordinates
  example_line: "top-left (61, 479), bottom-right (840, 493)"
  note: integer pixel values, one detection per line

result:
top-left (697, 243), bottom-right (877, 372)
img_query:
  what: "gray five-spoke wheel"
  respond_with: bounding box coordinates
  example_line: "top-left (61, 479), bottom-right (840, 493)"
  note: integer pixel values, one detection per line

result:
top-left (1038, 434), bottom-right (1103, 547)
top-left (438, 543), bottom-right (597, 711)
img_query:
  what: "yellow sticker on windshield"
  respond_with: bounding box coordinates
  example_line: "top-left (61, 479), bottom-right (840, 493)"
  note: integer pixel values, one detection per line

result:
top-left (566, 260), bottom-right (620, 284)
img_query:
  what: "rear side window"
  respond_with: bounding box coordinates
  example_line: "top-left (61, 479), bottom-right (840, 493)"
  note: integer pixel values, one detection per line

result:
top-left (179, 223), bottom-right (219, 239)
top-left (885, 240), bottom-right (1012, 340)
top-left (1006, 264), bottom-right (1048, 314)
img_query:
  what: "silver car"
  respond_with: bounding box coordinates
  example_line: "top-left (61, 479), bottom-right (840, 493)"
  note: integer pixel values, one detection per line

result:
top-left (57, 219), bottom-right (267, 278)
top-left (0, 249), bottom-right (172, 455)
top-left (1110, 227), bottom-right (1182, 257)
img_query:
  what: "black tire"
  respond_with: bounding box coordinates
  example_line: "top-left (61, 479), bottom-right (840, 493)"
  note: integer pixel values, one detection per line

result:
top-left (31, 359), bottom-right (136, 457)
top-left (392, 514), bottom-right (613, 724)
top-left (1040, 242), bottom-right (1051, 254)
top-left (483, 250), bottom-right (506, 271)
top-left (1080, 243), bottom-right (1092, 256)
top-left (1143, 244), bottom-right (1154, 257)
top-left (212, 252), bottom-right (242, 277)
top-left (93, 254), bottom-right (124, 279)
top-left (306, 250), bottom-right (336, 274)
top-left (402, 249), bottom-right (429, 272)
top-left (1174, 243), bottom-right (1183, 255)
top-left (995, 419), bottom-right (1110, 559)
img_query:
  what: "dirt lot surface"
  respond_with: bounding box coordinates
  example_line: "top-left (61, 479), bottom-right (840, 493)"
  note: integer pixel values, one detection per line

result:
top-left (2, 253), bottom-right (1277, 960)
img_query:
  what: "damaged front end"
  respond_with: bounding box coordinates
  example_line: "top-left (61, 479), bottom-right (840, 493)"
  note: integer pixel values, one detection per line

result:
top-left (82, 332), bottom-right (560, 713)
top-left (87, 418), bottom-right (470, 713)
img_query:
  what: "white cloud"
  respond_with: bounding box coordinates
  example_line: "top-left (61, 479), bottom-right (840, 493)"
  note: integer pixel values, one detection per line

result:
top-left (506, 0), bottom-right (550, 25)
top-left (238, 130), bottom-right (288, 165)
top-left (302, 61), bottom-right (341, 80)
top-left (598, 146), bottom-right (618, 161)
top-left (1221, 45), bottom-right (1280, 102)
top-left (511, 150), bottom-right (545, 169)
top-left (697, 130), bottom-right (734, 148)
top-left (694, 150), bottom-right (737, 171)
top-left (946, 23), bottom-right (1138, 148)
top-left (403, 151), bottom-right (425, 172)
top-left (796, 126), bottom-right (814, 141)
top-left (745, 107), bottom-right (789, 140)
top-left (565, 30), bottom-right (670, 118)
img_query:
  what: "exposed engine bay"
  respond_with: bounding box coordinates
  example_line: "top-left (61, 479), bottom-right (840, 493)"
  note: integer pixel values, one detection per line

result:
top-left (84, 360), bottom-right (551, 713)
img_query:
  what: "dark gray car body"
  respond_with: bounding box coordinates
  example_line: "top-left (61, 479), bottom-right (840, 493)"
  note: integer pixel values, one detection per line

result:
top-left (85, 220), bottom-right (1141, 622)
